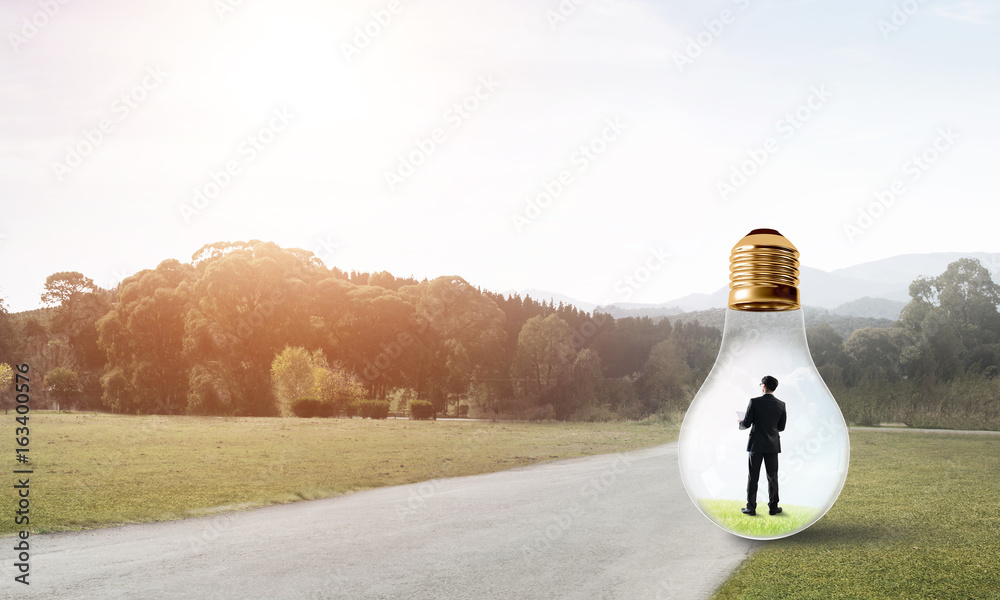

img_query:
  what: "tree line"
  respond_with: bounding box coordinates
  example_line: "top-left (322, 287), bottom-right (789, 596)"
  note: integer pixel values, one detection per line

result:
top-left (0, 240), bottom-right (719, 420)
top-left (2, 244), bottom-right (997, 428)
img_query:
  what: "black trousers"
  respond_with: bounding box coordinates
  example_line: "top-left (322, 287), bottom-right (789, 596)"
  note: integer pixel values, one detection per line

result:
top-left (747, 452), bottom-right (779, 510)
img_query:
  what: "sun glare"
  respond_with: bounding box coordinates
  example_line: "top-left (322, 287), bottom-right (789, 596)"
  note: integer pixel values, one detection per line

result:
top-left (213, 13), bottom-right (365, 124)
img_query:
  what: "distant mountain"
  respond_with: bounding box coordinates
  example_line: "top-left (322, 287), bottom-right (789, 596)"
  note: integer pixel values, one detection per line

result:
top-left (831, 297), bottom-right (907, 321)
top-left (831, 252), bottom-right (1000, 283)
top-left (643, 252), bottom-right (1000, 318)
top-left (505, 252), bottom-right (998, 323)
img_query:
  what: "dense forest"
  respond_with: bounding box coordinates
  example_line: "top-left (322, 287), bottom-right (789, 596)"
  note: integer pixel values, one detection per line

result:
top-left (0, 240), bottom-right (718, 420)
top-left (1, 242), bottom-right (998, 428)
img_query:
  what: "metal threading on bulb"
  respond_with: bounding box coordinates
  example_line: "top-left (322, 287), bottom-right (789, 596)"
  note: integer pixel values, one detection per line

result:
top-left (728, 228), bottom-right (801, 312)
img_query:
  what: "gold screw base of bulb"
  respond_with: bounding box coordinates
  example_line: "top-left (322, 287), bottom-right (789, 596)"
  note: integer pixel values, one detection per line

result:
top-left (728, 228), bottom-right (801, 312)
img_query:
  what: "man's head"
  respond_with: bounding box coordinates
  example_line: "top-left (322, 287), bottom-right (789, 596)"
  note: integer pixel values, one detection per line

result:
top-left (761, 375), bottom-right (778, 394)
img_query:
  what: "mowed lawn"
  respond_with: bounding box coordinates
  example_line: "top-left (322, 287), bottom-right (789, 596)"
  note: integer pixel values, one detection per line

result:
top-left (1, 412), bottom-right (677, 536)
top-left (713, 430), bottom-right (1000, 600)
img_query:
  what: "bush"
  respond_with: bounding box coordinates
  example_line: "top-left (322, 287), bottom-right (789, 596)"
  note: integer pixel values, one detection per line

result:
top-left (292, 398), bottom-right (325, 418)
top-left (458, 404), bottom-right (469, 418)
top-left (410, 400), bottom-right (436, 420)
top-left (525, 403), bottom-right (556, 422)
top-left (352, 400), bottom-right (390, 419)
top-left (571, 404), bottom-right (620, 422)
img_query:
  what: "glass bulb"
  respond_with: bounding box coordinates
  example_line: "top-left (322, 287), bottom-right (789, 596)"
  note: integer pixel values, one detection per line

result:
top-left (677, 229), bottom-right (850, 540)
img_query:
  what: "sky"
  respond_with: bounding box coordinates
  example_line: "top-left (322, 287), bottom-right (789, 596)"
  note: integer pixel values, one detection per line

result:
top-left (1, 0), bottom-right (999, 313)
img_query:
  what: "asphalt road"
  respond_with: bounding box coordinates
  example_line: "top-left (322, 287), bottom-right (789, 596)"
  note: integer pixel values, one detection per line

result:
top-left (3, 443), bottom-right (758, 599)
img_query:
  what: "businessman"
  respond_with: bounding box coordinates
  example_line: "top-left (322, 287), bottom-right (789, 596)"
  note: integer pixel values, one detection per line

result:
top-left (738, 375), bottom-right (787, 516)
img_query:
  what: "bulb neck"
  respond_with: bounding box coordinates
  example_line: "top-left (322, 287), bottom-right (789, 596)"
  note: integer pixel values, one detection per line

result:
top-left (728, 229), bottom-right (801, 312)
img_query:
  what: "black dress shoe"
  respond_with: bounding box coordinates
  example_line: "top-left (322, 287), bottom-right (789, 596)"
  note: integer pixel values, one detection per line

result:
top-left (741, 507), bottom-right (756, 516)
top-left (769, 507), bottom-right (782, 515)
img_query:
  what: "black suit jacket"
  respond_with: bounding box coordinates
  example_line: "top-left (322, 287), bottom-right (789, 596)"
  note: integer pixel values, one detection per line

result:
top-left (740, 393), bottom-right (786, 453)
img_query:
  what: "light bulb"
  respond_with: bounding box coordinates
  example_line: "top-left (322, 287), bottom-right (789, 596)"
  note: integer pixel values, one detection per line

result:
top-left (677, 229), bottom-right (850, 540)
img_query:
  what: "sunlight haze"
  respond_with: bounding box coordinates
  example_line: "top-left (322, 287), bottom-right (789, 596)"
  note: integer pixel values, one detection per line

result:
top-left (2, 0), bottom-right (998, 312)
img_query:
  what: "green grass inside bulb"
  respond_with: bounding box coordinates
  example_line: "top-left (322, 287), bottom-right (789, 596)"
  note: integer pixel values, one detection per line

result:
top-left (699, 499), bottom-right (819, 538)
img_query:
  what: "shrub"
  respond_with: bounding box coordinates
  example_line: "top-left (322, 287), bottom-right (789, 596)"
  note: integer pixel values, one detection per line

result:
top-left (354, 400), bottom-right (390, 420)
top-left (571, 404), bottom-right (619, 422)
top-left (458, 404), bottom-right (469, 418)
top-left (410, 399), bottom-right (436, 420)
top-left (525, 403), bottom-right (556, 422)
top-left (292, 398), bottom-right (324, 418)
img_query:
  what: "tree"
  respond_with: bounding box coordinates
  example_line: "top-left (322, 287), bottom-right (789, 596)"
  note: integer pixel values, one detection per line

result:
top-left (0, 363), bottom-right (13, 413)
top-left (41, 272), bottom-right (112, 408)
top-left (634, 338), bottom-right (694, 417)
top-left (807, 322), bottom-right (848, 368)
top-left (270, 346), bottom-right (319, 416)
top-left (560, 348), bottom-right (603, 419)
top-left (314, 361), bottom-right (366, 413)
top-left (0, 298), bottom-right (15, 366)
top-left (319, 283), bottom-right (415, 400)
top-left (45, 367), bottom-right (79, 410)
top-left (401, 276), bottom-right (506, 413)
top-left (807, 322), bottom-right (850, 387)
top-left (511, 314), bottom-right (576, 401)
top-left (844, 327), bottom-right (910, 382)
top-left (184, 241), bottom-right (323, 415)
top-left (42, 271), bottom-right (108, 367)
top-left (901, 258), bottom-right (1000, 375)
top-left (97, 260), bottom-right (193, 414)
top-left (271, 346), bottom-right (367, 417)
top-left (41, 272), bottom-right (98, 305)
top-left (900, 310), bottom-right (961, 381)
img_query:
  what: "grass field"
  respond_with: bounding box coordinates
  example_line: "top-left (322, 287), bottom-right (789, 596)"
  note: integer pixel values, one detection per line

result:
top-left (712, 430), bottom-right (1000, 600)
top-left (0, 412), bottom-right (677, 536)
top-left (699, 499), bottom-right (818, 539)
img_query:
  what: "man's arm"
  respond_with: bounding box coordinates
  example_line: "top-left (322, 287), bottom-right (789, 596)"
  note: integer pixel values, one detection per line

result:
top-left (739, 399), bottom-right (753, 430)
top-left (777, 403), bottom-right (786, 432)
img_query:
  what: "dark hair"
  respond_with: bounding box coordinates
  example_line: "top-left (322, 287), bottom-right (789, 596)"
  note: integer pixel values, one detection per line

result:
top-left (761, 376), bottom-right (778, 393)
